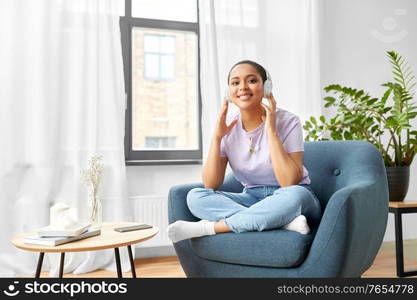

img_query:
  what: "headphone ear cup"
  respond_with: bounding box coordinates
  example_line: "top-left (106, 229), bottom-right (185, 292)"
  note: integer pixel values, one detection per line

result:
top-left (224, 88), bottom-right (232, 102)
top-left (264, 79), bottom-right (272, 96)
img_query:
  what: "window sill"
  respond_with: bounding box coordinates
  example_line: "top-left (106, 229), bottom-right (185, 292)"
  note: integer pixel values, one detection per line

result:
top-left (126, 159), bottom-right (203, 166)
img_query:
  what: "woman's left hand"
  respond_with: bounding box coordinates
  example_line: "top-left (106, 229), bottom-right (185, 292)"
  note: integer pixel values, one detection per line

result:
top-left (261, 93), bottom-right (277, 136)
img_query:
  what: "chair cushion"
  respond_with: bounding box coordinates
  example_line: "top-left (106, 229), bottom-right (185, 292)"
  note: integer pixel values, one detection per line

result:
top-left (190, 228), bottom-right (315, 268)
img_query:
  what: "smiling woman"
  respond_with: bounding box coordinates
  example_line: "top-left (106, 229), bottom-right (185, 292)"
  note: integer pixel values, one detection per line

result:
top-left (226, 60), bottom-right (272, 114)
top-left (228, 68), bottom-right (264, 110)
top-left (167, 60), bottom-right (322, 243)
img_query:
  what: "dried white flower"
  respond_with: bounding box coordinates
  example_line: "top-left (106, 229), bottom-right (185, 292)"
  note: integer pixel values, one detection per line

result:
top-left (81, 155), bottom-right (103, 222)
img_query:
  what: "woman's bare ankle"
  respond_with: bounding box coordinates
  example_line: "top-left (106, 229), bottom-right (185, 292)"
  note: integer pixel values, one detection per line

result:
top-left (214, 220), bottom-right (232, 233)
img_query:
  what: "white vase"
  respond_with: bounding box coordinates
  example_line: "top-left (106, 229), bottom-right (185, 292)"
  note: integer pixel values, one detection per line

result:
top-left (89, 194), bottom-right (102, 229)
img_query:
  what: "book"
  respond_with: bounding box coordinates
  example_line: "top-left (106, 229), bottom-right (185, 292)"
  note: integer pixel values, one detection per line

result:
top-left (37, 223), bottom-right (91, 237)
top-left (23, 228), bottom-right (101, 246)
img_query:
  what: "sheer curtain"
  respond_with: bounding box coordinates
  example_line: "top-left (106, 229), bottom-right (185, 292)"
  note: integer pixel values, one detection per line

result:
top-left (0, 0), bottom-right (132, 277)
top-left (199, 0), bottom-right (322, 158)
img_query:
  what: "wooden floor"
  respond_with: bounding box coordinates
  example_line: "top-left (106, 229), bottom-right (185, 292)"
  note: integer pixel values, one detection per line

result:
top-left (38, 243), bottom-right (417, 278)
top-left (362, 251), bottom-right (417, 278)
top-left (39, 256), bottom-right (186, 278)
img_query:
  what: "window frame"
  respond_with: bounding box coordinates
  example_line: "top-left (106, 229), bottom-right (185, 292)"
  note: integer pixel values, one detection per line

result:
top-left (120, 0), bottom-right (202, 165)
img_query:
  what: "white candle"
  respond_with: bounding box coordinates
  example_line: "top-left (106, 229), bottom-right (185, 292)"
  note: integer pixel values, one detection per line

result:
top-left (50, 203), bottom-right (70, 228)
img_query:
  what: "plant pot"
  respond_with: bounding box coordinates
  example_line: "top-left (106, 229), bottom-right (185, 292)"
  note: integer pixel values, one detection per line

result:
top-left (386, 166), bottom-right (409, 202)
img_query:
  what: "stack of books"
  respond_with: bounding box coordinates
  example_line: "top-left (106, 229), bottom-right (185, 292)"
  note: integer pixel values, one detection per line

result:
top-left (24, 224), bottom-right (100, 246)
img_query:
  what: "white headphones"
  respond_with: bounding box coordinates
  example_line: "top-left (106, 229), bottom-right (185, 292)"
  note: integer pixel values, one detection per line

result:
top-left (225, 70), bottom-right (273, 103)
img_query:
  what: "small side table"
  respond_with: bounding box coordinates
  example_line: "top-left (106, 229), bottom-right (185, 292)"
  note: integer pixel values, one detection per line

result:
top-left (11, 222), bottom-right (159, 278)
top-left (388, 201), bottom-right (417, 277)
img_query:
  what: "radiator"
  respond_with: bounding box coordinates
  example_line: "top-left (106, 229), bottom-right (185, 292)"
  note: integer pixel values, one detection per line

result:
top-left (131, 195), bottom-right (171, 247)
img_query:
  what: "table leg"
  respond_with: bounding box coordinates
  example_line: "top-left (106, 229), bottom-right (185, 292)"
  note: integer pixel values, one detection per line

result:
top-left (394, 211), bottom-right (404, 277)
top-left (59, 253), bottom-right (65, 278)
top-left (35, 252), bottom-right (45, 278)
top-left (127, 245), bottom-right (136, 278)
top-left (394, 210), bottom-right (417, 277)
top-left (114, 248), bottom-right (122, 278)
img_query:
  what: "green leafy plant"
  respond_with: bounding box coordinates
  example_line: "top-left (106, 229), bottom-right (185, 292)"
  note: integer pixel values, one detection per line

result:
top-left (304, 51), bottom-right (417, 167)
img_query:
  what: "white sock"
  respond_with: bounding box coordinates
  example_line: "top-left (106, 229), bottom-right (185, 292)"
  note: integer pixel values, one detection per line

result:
top-left (282, 215), bottom-right (310, 235)
top-left (167, 220), bottom-right (216, 243)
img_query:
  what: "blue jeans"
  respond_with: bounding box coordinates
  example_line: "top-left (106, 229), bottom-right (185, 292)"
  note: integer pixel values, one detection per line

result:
top-left (186, 185), bottom-right (322, 233)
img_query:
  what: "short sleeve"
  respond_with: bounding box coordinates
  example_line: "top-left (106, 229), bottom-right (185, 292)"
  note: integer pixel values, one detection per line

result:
top-left (281, 117), bottom-right (304, 153)
top-left (220, 137), bottom-right (227, 158)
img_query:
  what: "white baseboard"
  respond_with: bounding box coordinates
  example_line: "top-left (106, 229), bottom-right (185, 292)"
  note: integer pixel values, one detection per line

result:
top-left (134, 245), bottom-right (176, 259)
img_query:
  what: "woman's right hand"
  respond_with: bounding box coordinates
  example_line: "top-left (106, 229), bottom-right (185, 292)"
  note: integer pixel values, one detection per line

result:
top-left (214, 99), bottom-right (238, 141)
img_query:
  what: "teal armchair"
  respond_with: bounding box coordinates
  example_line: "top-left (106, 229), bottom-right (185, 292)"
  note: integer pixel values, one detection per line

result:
top-left (168, 141), bottom-right (389, 277)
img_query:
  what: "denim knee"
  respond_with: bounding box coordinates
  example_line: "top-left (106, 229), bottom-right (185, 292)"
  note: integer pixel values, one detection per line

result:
top-left (273, 185), bottom-right (308, 200)
top-left (274, 185), bottom-right (321, 222)
top-left (186, 187), bottom-right (212, 213)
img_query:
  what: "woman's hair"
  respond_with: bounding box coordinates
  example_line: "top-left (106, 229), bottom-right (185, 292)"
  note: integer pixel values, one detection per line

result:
top-left (227, 60), bottom-right (267, 84)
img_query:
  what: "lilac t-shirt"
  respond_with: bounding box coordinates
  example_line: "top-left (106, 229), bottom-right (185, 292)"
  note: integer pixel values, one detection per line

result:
top-left (220, 108), bottom-right (310, 188)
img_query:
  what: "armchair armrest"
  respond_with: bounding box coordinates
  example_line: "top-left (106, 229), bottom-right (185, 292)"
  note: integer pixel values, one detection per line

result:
top-left (168, 183), bottom-right (203, 224)
top-left (168, 173), bottom-right (244, 224)
top-left (300, 180), bottom-right (388, 277)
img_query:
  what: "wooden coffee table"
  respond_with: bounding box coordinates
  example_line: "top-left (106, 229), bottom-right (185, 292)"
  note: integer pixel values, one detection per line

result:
top-left (11, 222), bottom-right (159, 278)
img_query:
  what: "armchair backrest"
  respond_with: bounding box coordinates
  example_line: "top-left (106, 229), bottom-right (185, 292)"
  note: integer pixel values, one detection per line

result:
top-left (304, 141), bottom-right (387, 207)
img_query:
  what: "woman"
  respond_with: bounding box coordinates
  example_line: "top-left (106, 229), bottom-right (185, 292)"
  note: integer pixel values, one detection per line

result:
top-left (168, 60), bottom-right (322, 243)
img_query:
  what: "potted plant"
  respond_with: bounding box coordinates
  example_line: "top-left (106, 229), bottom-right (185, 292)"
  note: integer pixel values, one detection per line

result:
top-left (304, 50), bottom-right (417, 201)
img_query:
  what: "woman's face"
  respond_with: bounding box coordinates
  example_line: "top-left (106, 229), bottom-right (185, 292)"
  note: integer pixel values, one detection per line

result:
top-left (228, 63), bottom-right (264, 110)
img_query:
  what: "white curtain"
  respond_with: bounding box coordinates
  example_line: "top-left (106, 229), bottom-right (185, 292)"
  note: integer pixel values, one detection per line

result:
top-left (0, 0), bottom-right (132, 277)
top-left (199, 0), bottom-right (322, 158)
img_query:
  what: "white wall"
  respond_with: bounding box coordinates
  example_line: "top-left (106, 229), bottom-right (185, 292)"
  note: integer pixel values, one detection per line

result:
top-left (127, 164), bottom-right (202, 255)
top-left (127, 164), bottom-right (201, 196)
top-left (320, 0), bottom-right (417, 241)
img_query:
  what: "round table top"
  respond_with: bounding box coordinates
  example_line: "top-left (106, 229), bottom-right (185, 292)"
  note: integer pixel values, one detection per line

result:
top-left (11, 222), bottom-right (159, 253)
top-left (389, 201), bottom-right (417, 209)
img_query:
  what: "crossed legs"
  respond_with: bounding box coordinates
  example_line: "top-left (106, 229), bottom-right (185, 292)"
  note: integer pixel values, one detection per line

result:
top-left (168, 185), bottom-right (321, 243)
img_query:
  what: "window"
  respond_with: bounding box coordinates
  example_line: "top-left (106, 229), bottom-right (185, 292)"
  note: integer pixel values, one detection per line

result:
top-left (144, 34), bottom-right (175, 80)
top-left (121, 0), bottom-right (202, 164)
